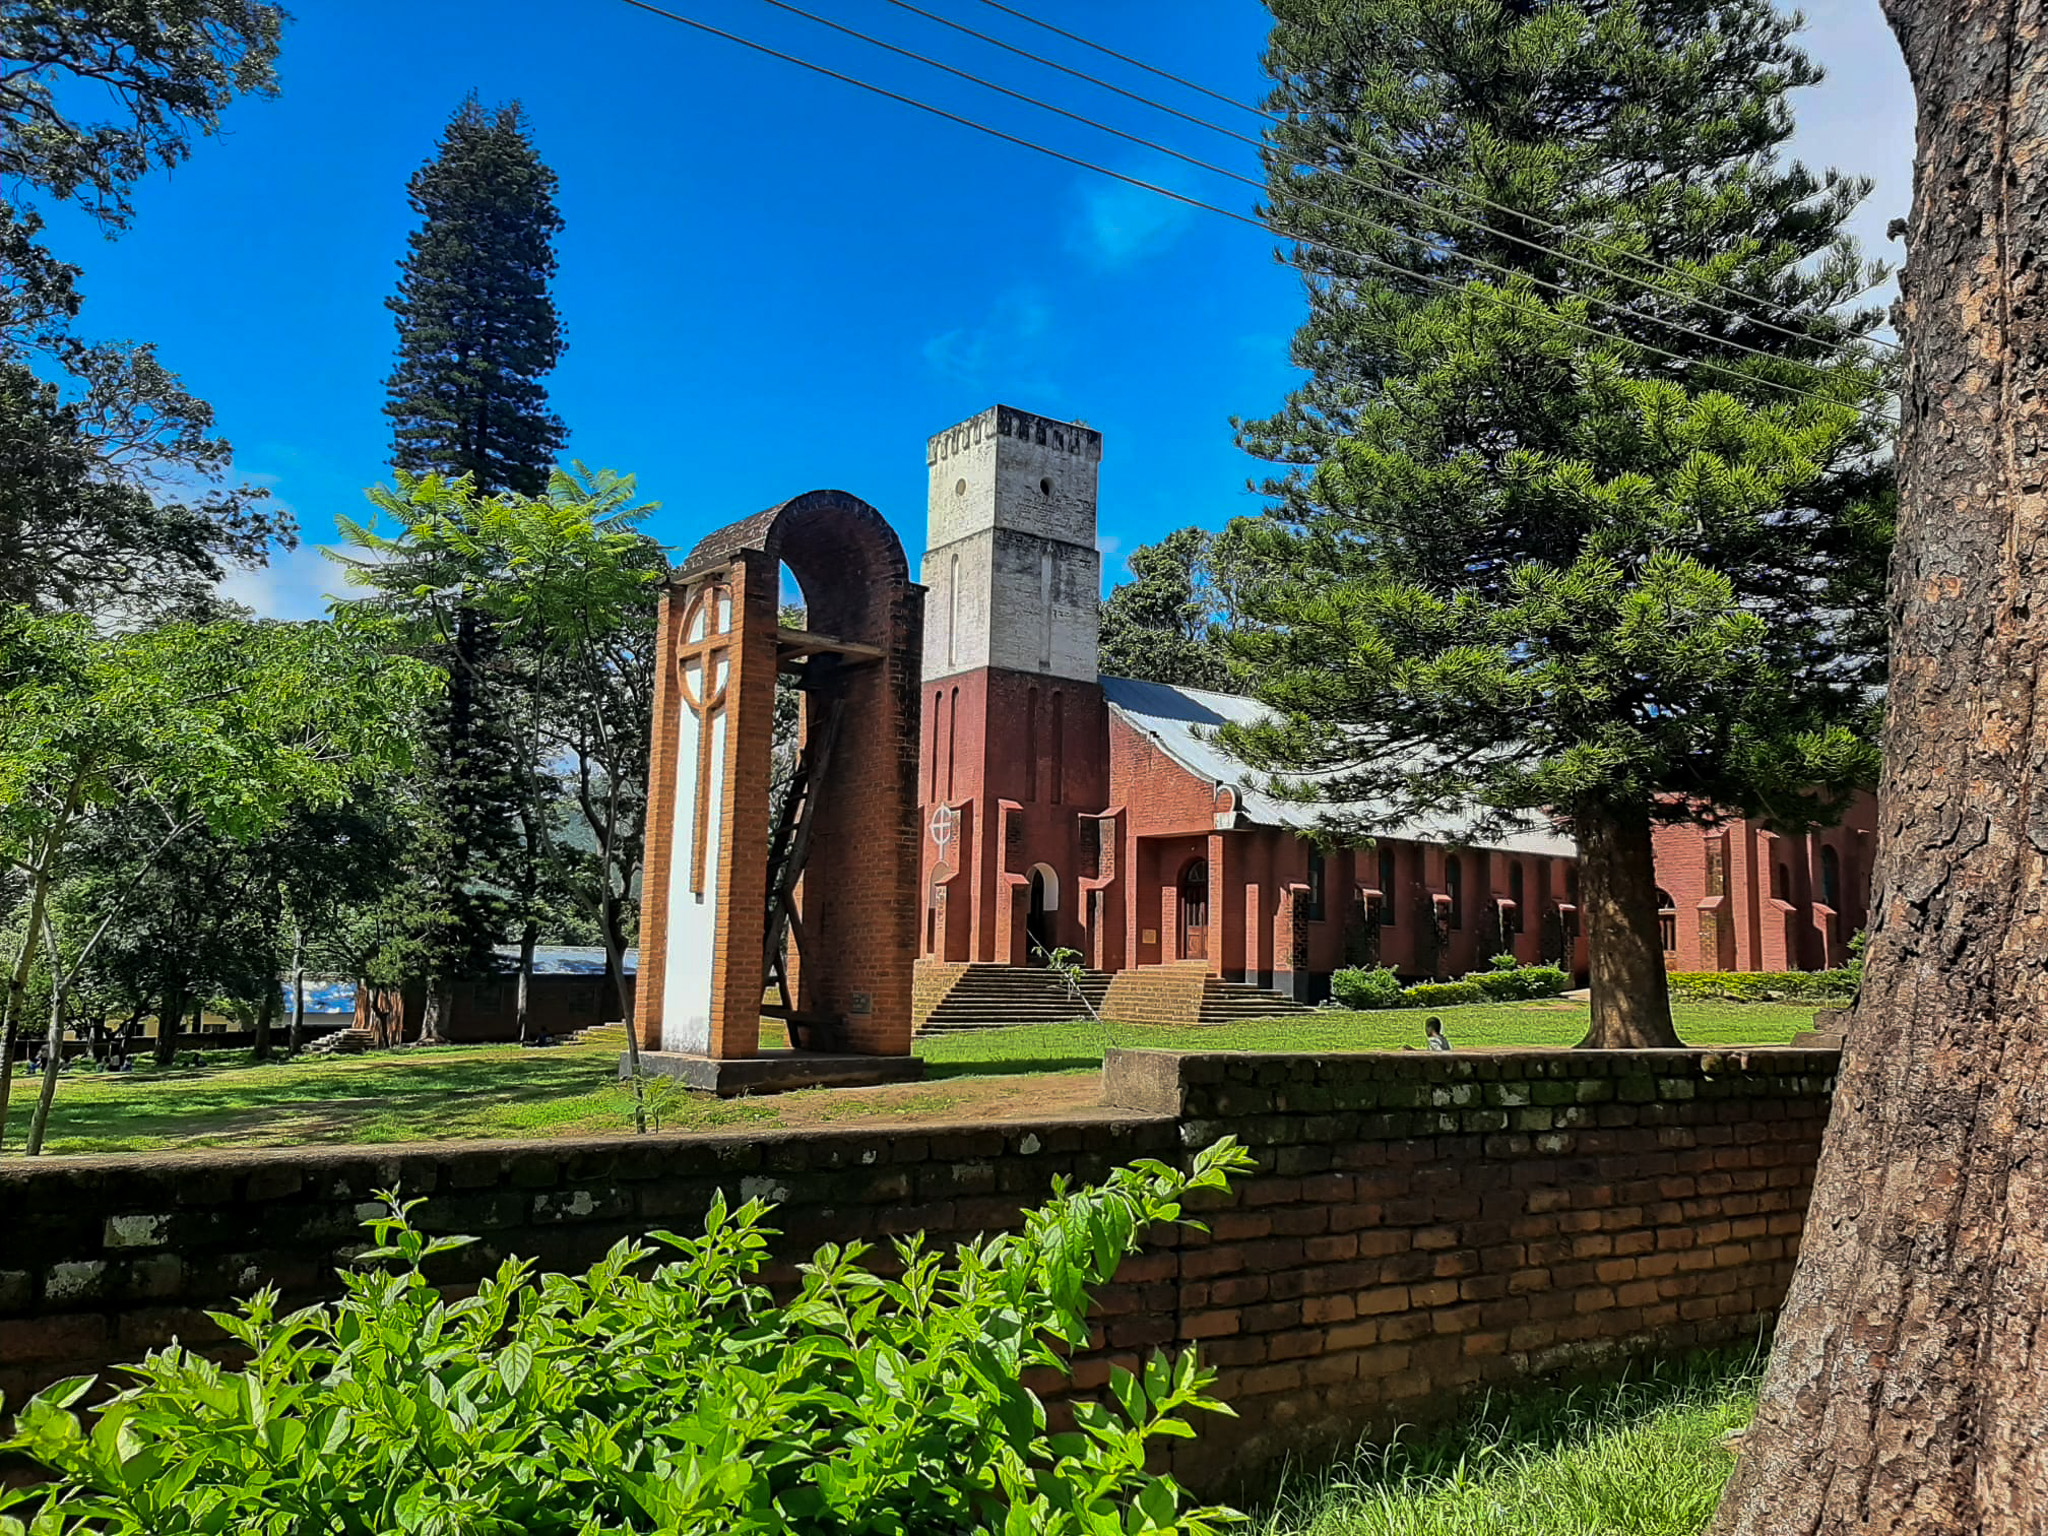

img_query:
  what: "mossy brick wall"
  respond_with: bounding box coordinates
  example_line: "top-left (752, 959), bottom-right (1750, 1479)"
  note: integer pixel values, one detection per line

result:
top-left (1095, 1046), bottom-right (1835, 1484)
top-left (0, 1048), bottom-right (1836, 1494)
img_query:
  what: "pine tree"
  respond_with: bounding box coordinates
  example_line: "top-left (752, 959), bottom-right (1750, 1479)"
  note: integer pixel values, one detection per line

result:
top-left (1098, 528), bottom-right (1231, 689)
top-left (1227, 0), bottom-right (1895, 1047)
top-left (385, 96), bottom-right (565, 497)
top-left (372, 99), bottom-right (565, 1034)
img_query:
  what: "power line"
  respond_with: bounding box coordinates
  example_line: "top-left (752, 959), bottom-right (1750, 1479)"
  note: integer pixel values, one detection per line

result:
top-left (961, 0), bottom-right (1900, 356)
top-left (607, 0), bottom-right (1893, 427)
top-left (704, 0), bottom-right (1891, 387)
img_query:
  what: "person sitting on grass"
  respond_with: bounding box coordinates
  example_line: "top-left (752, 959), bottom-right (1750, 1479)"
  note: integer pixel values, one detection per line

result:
top-left (1425, 1016), bottom-right (1451, 1052)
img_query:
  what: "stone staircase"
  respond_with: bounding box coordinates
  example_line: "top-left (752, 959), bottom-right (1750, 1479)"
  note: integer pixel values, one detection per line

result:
top-left (1193, 976), bottom-right (1318, 1024)
top-left (563, 1023), bottom-right (629, 1050)
top-left (304, 1027), bottom-right (377, 1056)
top-left (917, 963), bottom-right (1111, 1034)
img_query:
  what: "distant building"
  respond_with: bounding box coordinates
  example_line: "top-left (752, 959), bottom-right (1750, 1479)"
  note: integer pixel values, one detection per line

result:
top-left (353, 946), bottom-right (637, 1044)
top-left (1649, 796), bottom-right (1875, 973)
top-left (912, 404), bottom-right (1870, 1019)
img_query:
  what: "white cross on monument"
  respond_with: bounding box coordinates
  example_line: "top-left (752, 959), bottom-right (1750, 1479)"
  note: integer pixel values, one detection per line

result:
top-left (676, 582), bottom-right (734, 897)
top-left (928, 803), bottom-right (957, 863)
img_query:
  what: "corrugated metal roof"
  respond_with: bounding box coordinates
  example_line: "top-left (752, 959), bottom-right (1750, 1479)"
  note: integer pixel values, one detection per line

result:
top-left (1100, 674), bottom-right (1574, 858)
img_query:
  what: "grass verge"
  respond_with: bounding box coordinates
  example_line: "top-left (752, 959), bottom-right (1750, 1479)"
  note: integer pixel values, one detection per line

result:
top-left (12, 998), bottom-right (1821, 1156)
top-left (1258, 1347), bottom-right (1761, 1536)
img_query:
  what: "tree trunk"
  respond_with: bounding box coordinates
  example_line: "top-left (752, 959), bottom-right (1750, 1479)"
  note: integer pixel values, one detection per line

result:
top-left (515, 919), bottom-right (537, 1043)
top-left (420, 981), bottom-right (447, 1046)
top-left (0, 1005), bottom-right (19, 1153)
top-left (25, 967), bottom-right (66, 1155)
top-left (154, 980), bottom-right (186, 1067)
top-left (0, 863), bottom-right (56, 1150)
top-left (1574, 798), bottom-right (1680, 1049)
top-left (1710, 4), bottom-right (2048, 1528)
top-left (251, 977), bottom-right (276, 1061)
top-left (289, 927), bottom-right (307, 1057)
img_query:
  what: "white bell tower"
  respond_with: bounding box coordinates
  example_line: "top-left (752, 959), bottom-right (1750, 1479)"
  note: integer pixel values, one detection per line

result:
top-left (921, 405), bottom-right (1102, 685)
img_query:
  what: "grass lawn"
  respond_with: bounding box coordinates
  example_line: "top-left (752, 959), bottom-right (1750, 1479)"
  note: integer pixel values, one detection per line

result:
top-left (918, 998), bottom-right (1823, 1077)
top-left (1258, 1348), bottom-right (1760, 1535)
top-left (11, 998), bottom-right (1824, 1157)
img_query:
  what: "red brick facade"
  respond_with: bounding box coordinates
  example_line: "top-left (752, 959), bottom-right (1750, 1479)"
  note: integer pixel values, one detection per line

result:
top-left (1648, 791), bottom-right (1877, 972)
top-left (920, 681), bottom-right (1593, 1003)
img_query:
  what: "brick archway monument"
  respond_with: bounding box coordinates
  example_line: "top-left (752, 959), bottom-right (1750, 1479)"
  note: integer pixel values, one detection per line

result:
top-left (634, 489), bottom-right (926, 1095)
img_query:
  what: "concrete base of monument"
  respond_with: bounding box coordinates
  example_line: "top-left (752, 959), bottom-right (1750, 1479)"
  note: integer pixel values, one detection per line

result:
top-left (621, 1050), bottom-right (926, 1097)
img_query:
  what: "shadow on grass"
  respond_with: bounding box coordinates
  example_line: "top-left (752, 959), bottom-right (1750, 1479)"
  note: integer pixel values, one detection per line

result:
top-left (37, 1050), bottom-right (615, 1151)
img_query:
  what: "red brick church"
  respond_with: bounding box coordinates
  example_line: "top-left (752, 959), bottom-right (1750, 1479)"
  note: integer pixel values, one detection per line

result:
top-left (910, 405), bottom-right (1874, 1027)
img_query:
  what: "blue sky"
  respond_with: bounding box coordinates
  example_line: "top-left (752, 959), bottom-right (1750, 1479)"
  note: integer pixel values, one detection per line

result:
top-left (35, 0), bottom-right (1913, 619)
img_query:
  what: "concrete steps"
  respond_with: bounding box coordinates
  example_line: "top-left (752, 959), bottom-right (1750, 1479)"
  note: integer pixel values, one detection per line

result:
top-left (918, 964), bottom-right (1111, 1034)
top-left (564, 1023), bottom-right (629, 1050)
top-left (1195, 978), bottom-right (1317, 1024)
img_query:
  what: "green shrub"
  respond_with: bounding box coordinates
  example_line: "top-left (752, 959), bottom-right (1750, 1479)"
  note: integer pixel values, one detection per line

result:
top-left (1464, 964), bottom-right (1570, 1002)
top-left (1484, 952), bottom-right (1521, 972)
top-left (1331, 965), bottom-right (1405, 1010)
top-left (1, 1142), bottom-right (1257, 1535)
top-left (1666, 969), bottom-right (1857, 1004)
top-left (1398, 980), bottom-right (1488, 1008)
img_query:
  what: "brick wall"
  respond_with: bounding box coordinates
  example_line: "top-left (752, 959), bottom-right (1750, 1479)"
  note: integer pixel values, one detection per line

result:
top-left (0, 1047), bottom-right (1835, 1497)
top-left (910, 960), bottom-right (972, 1029)
top-left (1099, 961), bottom-right (1211, 1025)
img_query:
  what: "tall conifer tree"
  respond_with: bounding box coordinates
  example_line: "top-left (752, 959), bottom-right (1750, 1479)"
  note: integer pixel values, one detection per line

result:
top-left (386, 96), bottom-right (564, 495)
top-left (374, 97), bottom-right (565, 1036)
top-left (1225, 0), bottom-right (1896, 1047)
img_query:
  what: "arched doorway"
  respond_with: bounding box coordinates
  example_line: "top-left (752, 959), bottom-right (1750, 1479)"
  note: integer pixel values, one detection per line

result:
top-left (1178, 857), bottom-right (1209, 961)
top-left (1026, 864), bottom-right (1059, 960)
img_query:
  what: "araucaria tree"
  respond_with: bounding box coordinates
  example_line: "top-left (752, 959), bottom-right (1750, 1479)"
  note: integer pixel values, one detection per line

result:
top-left (385, 96), bottom-right (565, 497)
top-left (370, 97), bottom-right (567, 1035)
top-left (1227, 0), bottom-right (1895, 1047)
top-left (1710, 2), bottom-right (2048, 1528)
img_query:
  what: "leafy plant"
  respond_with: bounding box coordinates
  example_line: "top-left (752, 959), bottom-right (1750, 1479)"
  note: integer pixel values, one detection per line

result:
top-left (1464, 965), bottom-right (1570, 1003)
top-left (1666, 969), bottom-right (1857, 1004)
top-left (1041, 945), bottom-right (1101, 1022)
top-left (1330, 965), bottom-right (1404, 1011)
top-left (617, 1068), bottom-right (690, 1133)
top-left (1, 1141), bottom-right (1258, 1533)
top-left (1396, 981), bottom-right (1489, 1010)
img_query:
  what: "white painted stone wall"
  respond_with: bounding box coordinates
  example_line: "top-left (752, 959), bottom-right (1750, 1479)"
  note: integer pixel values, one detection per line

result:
top-left (922, 405), bottom-right (1102, 684)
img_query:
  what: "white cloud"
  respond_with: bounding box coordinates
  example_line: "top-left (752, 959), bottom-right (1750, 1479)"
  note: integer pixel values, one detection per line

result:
top-left (216, 536), bottom-right (345, 622)
top-left (1066, 161), bottom-right (1199, 271)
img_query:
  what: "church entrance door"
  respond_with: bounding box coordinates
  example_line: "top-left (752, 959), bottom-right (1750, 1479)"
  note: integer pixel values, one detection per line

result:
top-left (1026, 867), bottom-right (1055, 960)
top-left (1179, 857), bottom-right (1209, 962)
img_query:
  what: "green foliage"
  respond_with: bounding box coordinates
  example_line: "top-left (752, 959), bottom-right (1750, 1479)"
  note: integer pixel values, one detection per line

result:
top-left (1099, 527), bottom-right (1234, 689)
top-left (0, 4), bottom-right (288, 618)
top-left (0, 609), bottom-right (432, 1146)
top-left (1330, 959), bottom-right (1566, 1009)
top-left (331, 468), bottom-right (662, 1033)
top-left (1665, 969), bottom-right (1856, 1003)
top-left (1227, 0), bottom-right (1894, 1037)
top-left (1464, 964), bottom-right (1570, 1002)
top-left (1394, 981), bottom-right (1488, 1009)
top-left (1330, 964), bottom-right (1404, 1010)
top-left (1, 1143), bottom-right (1259, 1533)
top-left (0, 0), bottom-right (283, 233)
top-left (386, 96), bottom-right (565, 498)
